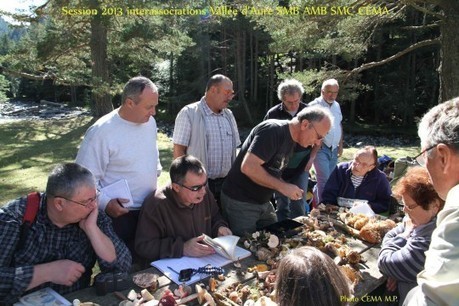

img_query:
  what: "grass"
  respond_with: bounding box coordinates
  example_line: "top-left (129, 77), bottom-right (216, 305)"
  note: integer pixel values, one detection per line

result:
top-left (340, 146), bottom-right (419, 163)
top-left (0, 116), bottom-right (174, 205)
top-left (0, 116), bottom-right (420, 206)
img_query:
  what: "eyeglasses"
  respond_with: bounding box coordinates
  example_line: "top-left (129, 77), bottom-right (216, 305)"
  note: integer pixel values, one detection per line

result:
top-left (412, 144), bottom-right (437, 167)
top-left (352, 158), bottom-right (375, 168)
top-left (220, 88), bottom-right (235, 96)
top-left (178, 182), bottom-right (207, 192)
top-left (400, 199), bottom-right (418, 210)
top-left (412, 141), bottom-right (459, 167)
top-left (53, 190), bottom-right (100, 207)
top-left (310, 124), bottom-right (325, 140)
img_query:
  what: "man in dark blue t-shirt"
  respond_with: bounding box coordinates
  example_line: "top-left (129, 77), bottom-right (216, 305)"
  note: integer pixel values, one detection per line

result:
top-left (221, 106), bottom-right (332, 236)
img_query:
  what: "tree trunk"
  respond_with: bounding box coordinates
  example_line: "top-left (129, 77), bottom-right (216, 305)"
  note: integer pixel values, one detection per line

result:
top-left (253, 37), bottom-right (258, 103)
top-left (235, 30), bottom-right (253, 125)
top-left (438, 2), bottom-right (459, 102)
top-left (268, 54), bottom-right (275, 110)
top-left (89, 2), bottom-right (112, 117)
top-left (70, 85), bottom-right (77, 106)
top-left (250, 31), bottom-right (254, 102)
top-left (221, 27), bottom-right (227, 76)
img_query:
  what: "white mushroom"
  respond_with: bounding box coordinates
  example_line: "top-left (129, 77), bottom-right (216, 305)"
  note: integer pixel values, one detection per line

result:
top-left (267, 234), bottom-right (279, 248)
top-left (202, 291), bottom-right (216, 306)
top-left (141, 289), bottom-right (155, 301)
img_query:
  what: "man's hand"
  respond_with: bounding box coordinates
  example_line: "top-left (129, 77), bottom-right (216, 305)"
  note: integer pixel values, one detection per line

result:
top-left (183, 235), bottom-right (215, 257)
top-left (218, 226), bottom-right (232, 236)
top-left (105, 198), bottom-right (129, 218)
top-left (29, 260), bottom-right (86, 290)
top-left (279, 183), bottom-right (304, 201)
top-left (401, 217), bottom-right (414, 238)
top-left (50, 260), bottom-right (85, 286)
top-left (79, 203), bottom-right (98, 233)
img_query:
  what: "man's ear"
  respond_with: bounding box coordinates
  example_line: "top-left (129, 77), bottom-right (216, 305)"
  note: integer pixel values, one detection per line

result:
top-left (171, 182), bottom-right (180, 193)
top-left (437, 144), bottom-right (453, 174)
top-left (52, 197), bottom-right (65, 211)
top-left (300, 119), bottom-right (309, 130)
top-left (125, 97), bottom-right (136, 108)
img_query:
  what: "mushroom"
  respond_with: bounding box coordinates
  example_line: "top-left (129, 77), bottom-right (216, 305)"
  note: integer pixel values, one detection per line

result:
top-left (127, 289), bottom-right (138, 301)
top-left (208, 277), bottom-right (218, 292)
top-left (256, 248), bottom-right (272, 261)
top-left (141, 289), bottom-right (155, 301)
top-left (195, 285), bottom-right (206, 304)
top-left (202, 291), bottom-right (216, 306)
top-left (267, 234), bottom-right (279, 249)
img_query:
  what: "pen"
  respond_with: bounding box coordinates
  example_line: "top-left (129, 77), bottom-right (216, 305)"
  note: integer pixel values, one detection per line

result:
top-left (167, 266), bottom-right (180, 275)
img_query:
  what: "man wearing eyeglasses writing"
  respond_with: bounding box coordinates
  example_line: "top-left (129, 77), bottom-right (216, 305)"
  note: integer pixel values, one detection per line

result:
top-left (0, 163), bottom-right (131, 304)
top-left (135, 155), bottom-right (231, 262)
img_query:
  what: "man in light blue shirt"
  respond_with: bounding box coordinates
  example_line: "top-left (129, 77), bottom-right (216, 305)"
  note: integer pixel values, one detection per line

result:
top-left (309, 79), bottom-right (343, 204)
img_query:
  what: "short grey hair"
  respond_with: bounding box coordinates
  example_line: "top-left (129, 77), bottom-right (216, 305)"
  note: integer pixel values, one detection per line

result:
top-left (206, 74), bottom-right (231, 92)
top-left (46, 163), bottom-right (96, 199)
top-left (321, 79), bottom-right (339, 91)
top-left (296, 105), bottom-right (334, 128)
top-left (418, 98), bottom-right (459, 153)
top-left (277, 79), bottom-right (304, 101)
top-left (121, 76), bottom-right (158, 105)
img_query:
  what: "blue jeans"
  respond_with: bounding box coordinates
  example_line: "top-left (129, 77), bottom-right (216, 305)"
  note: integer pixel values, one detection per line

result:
top-left (313, 145), bottom-right (338, 203)
top-left (275, 171), bottom-right (309, 221)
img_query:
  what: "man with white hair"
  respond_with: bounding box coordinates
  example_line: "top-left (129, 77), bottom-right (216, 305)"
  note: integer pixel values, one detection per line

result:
top-left (404, 98), bottom-right (459, 305)
top-left (309, 78), bottom-right (343, 204)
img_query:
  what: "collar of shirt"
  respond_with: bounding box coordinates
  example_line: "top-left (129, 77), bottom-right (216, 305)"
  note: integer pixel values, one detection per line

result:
top-left (201, 97), bottom-right (223, 116)
top-left (318, 96), bottom-right (336, 107)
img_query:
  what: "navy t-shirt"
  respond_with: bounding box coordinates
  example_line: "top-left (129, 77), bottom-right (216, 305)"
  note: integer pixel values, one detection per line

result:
top-left (222, 120), bottom-right (295, 204)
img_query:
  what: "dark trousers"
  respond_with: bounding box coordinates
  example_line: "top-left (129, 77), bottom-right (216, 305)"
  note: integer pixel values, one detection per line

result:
top-left (111, 210), bottom-right (144, 269)
top-left (208, 177), bottom-right (226, 209)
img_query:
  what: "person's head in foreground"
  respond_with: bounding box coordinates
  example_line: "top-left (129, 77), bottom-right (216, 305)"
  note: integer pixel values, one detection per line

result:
top-left (275, 246), bottom-right (352, 306)
top-left (416, 98), bottom-right (459, 200)
top-left (393, 166), bottom-right (444, 226)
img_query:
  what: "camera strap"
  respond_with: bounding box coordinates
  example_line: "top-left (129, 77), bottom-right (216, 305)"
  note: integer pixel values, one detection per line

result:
top-left (193, 265), bottom-right (224, 276)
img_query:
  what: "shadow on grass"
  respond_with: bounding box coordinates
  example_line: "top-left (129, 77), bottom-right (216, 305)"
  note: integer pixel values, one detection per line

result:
top-left (0, 117), bottom-right (95, 203)
top-left (0, 117), bottom-right (175, 204)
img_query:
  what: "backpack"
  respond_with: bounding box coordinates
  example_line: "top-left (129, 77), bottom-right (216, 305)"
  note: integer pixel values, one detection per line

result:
top-left (18, 192), bottom-right (41, 248)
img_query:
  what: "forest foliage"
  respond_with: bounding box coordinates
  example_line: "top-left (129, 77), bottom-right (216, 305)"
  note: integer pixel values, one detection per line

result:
top-left (1, 0), bottom-right (458, 131)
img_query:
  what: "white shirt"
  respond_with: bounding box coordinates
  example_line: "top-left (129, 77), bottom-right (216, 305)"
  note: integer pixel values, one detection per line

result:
top-left (309, 96), bottom-right (342, 149)
top-left (76, 109), bottom-right (161, 210)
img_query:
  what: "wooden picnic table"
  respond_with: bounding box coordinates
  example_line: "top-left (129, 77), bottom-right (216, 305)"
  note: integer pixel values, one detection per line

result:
top-left (65, 214), bottom-right (388, 305)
